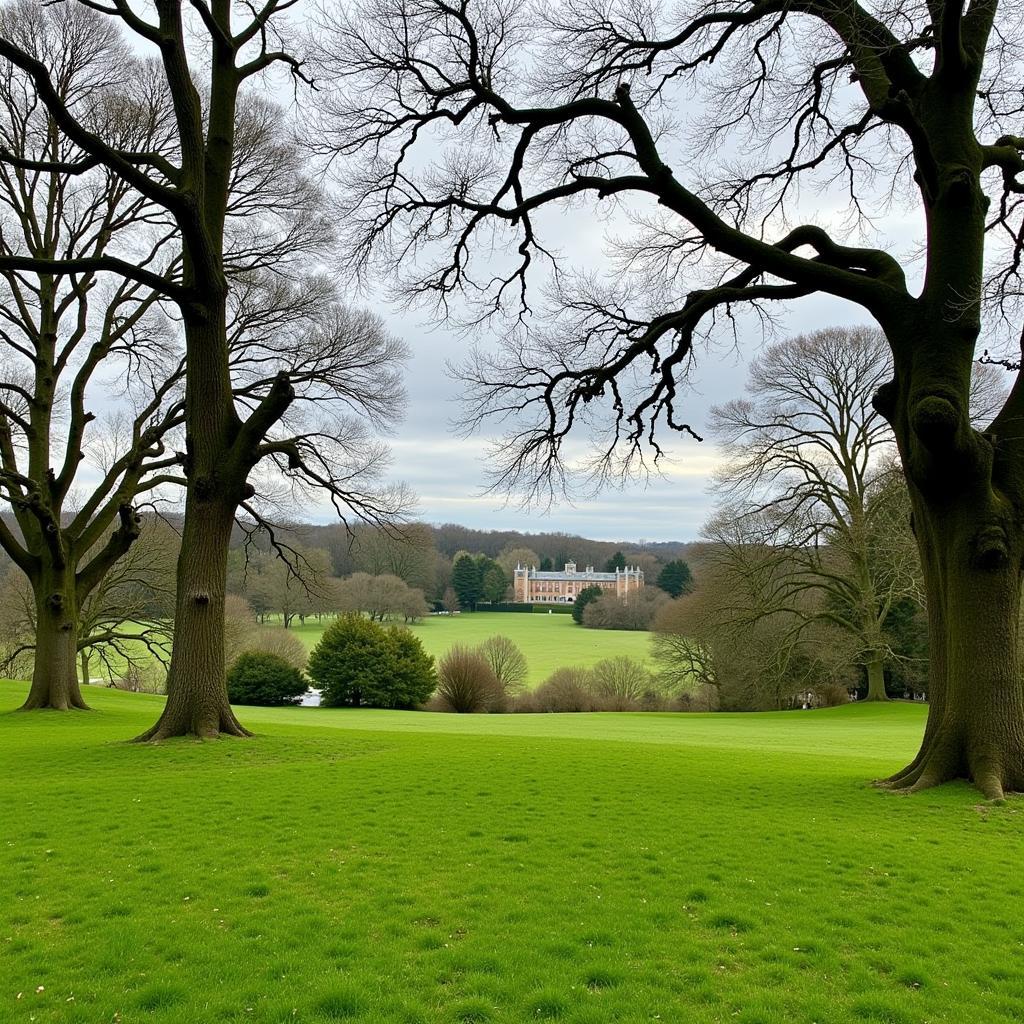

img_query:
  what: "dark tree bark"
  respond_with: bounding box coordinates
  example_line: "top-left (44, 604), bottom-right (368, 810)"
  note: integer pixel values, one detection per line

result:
top-left (137, 491), bottom-right (249, 738)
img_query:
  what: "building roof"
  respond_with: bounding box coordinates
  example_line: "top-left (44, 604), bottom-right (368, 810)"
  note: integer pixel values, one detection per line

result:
top-left (528, 570), bottom-right (619, 582)
top-left (518, 565), bottom-right (643, 582)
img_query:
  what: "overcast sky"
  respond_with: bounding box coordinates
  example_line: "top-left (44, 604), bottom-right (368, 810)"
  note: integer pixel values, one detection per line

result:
top-left (373, 280), bottom-right (873, 543)
top-left (352, 158), bottom-right (928, 543)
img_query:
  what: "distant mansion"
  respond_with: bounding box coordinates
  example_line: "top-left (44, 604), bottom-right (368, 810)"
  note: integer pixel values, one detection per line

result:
top-left (513, 562), bottom-right (644, 604)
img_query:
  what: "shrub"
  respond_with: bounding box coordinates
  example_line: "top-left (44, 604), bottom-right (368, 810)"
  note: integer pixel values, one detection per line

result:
top-left (511, 691), bottom-right (539, 713)
top-left (227, 652), bottom-right (307, 707)
top-left (308, 614), bottom-right (435, 708)
top-left (582, 589), bottom-right (669, 630)
top-left (589, 656), bottom-right (656, 710)
top-left (476, 635), bottom-right (528, 695)
top-left (435, 645), bottom-right (504, 712)
top-left (224, 593), bottom-right (257, 668)
top-left (674, 685), bottom-right (719, 712)
top-left (529, 667), bottom-right (596, 712)
top-left (813, 681), bottom-right (851, 707)
top-left (335, 573), bottom-right (430, 622)
top-left (240, 626), bottom-right (308, 672)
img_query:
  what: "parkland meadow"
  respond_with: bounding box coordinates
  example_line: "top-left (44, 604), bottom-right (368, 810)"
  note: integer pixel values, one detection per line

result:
top-left (290, 613), bottom-right (653, 683)
top-left (3, 683), bottom-right (1023, 1024)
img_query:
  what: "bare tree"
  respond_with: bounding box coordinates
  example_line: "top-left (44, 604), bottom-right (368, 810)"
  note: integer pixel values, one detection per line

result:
top-left (709, 327), bottom-right (923, 700)
top-left (351, 521), bottom-right (437, 591)
top-left (246, 547), bottom-right (332, 628)
top-left (319, 0), bottom-right (1024, 795)
top-left (335, 571), bottom-right (430, 621)
top-left (0, 2), bottom-right (183, 710)
top-left (0, 2), bottom-right (411, 738)
top-left (476, 634), bottom-right (527, 694)
top-left (76, 517), bottom-right (177, 685)
top-left (650, 595), bottom-right (718, 694)
top-left (651, 546), bottom-right (856, 709)
top-left (0, 515), bottom-right (177, 685)
top-left (495, 545), bottom-right (540, 577)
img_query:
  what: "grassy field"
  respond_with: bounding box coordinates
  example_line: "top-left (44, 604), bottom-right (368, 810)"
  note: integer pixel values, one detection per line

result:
top-left (3, 684), bottom-right (1023, 1024)
top-left (289, 612), bottom-right (652, 684)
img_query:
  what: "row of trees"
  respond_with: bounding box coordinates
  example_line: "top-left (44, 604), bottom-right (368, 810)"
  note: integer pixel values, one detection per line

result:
top-left (215, 526), bottom-right (693, 615)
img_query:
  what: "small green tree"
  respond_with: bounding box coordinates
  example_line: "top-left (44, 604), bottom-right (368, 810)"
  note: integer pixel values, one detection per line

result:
top-left (480, 562), bottom-right (509, 603)
top-left (384, 626), bottom-right (438, 707)
top-left (538, 556), bottom-right (554, 572)
top-left (227, 653), bottom-right (308, 707)
top-left (309, 614), bottom-right (435, 708)
top-left (656, 560), bottom-right (694, 599)
top-left (572, 586), bottom-right (604, 625)
top-left (451, 554), bottom-right (483, 610)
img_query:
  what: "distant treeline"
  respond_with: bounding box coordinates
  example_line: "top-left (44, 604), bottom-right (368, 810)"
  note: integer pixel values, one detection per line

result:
top-left (218, 520), bottom-right (696, 606)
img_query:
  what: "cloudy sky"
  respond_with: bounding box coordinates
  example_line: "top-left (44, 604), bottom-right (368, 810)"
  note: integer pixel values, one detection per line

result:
top-left (377, 276), bottom-right (874, 544)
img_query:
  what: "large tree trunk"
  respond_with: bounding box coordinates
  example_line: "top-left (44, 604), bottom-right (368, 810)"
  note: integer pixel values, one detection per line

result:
top-left (135, 493), bottom-right (249, 740)
top-left (135, 307), bottom-right (251, 741)
top-left (882, 471), bottom-right (1024, 799)
top-left (20, 573), bottom-right (87, 711)
top-left (864, 655), bottom-right (888, 702)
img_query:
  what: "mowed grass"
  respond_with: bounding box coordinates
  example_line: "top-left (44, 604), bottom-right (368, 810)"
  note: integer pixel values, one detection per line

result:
top-left (3, 684), bottom-right (1024, 1024)
top-left (289, 612), bottom-right (652, 683)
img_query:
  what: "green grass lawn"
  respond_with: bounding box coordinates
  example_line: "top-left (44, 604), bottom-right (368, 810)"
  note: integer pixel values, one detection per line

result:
top-left (2, 687), bottom-right (1022, 1024)
top-left (289, 612), bottom-right (652, 684)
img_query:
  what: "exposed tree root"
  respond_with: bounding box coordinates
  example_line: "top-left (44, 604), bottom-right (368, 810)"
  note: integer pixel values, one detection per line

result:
top-left (18, 688), bottom-right (91, 712)
top-left (877, 734), bottom-right (1024, 801)
top-left (134, 705), bottom-right (252, 742)
top-left (19, 693), bottom-right (91, 712)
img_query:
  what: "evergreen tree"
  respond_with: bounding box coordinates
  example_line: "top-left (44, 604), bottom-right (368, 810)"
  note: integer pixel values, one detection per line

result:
top-left (480, 562), bottom-right (509, 603)
top-left (656, 560), bottom-right (694, 598)
top-left (227, 653), bottom-right (307, 707)
top-left (309, 614), bottom-right (435, 708)
top-left (451, 554), bottom-right (483, 610)
top-left (604, 551), bottom-right (626, 572)
top-left (572, 586), bottom-right (604, 625)
top-left (538, 556), bottom-right (554, 572)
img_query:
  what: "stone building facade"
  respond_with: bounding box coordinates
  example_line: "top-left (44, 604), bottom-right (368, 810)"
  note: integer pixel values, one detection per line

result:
top-left (512, 561), bottom-right (644, 604)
